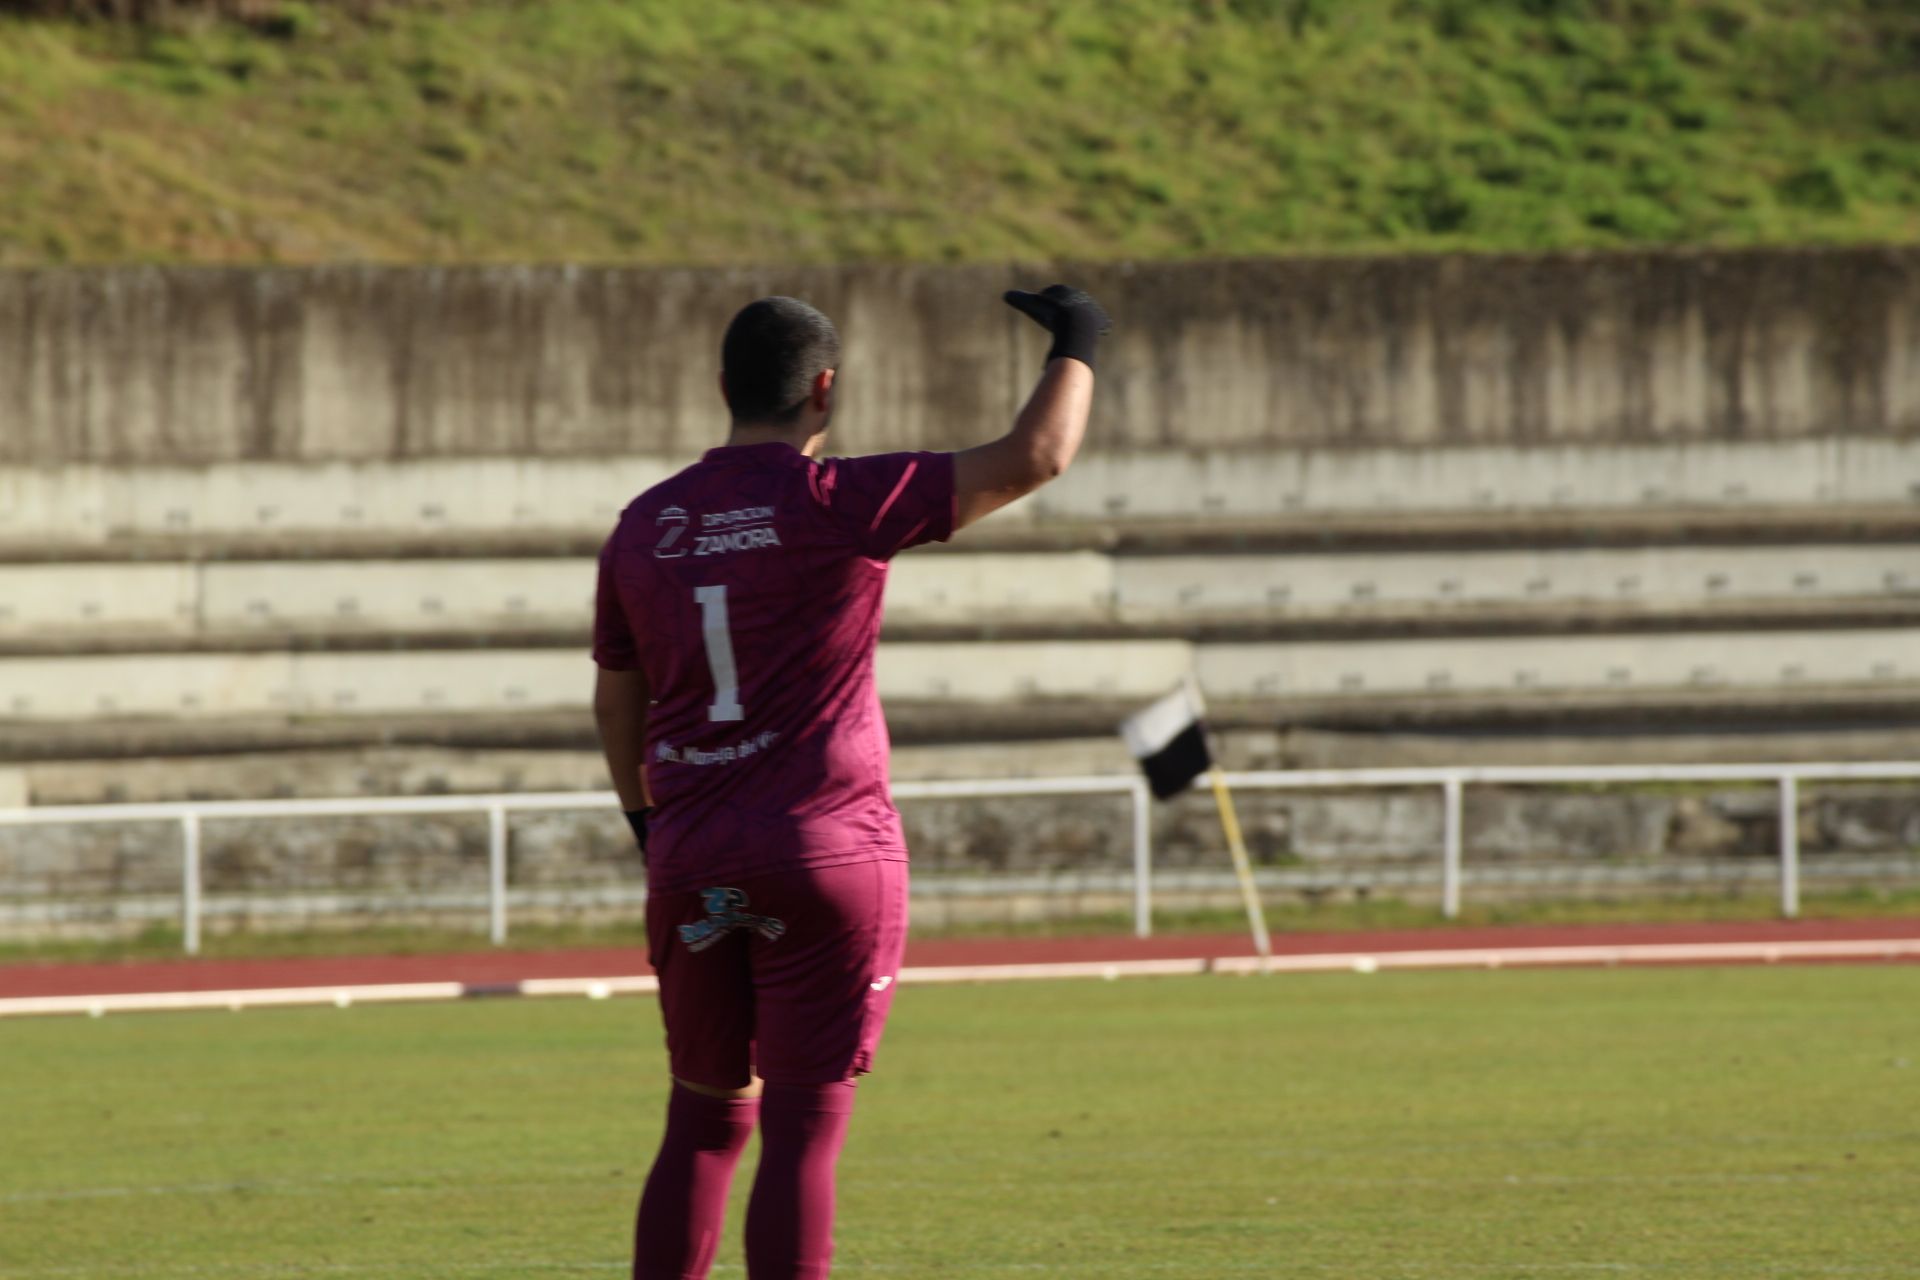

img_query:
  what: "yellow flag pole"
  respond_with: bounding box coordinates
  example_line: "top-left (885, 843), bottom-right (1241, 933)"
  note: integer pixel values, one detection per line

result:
top-left (1208, 763), bottom-right (1271, 963)
top-left (1176, 673), bottom-right (1271, 965)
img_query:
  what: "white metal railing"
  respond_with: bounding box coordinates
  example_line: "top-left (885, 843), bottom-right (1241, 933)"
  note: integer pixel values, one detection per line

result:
top-left (4, 761), bottom-right (1920, 955)
top-left (1217, 760), bottom-right (1920, 921)
top-left (0, 777), bottom-right (1150, 955)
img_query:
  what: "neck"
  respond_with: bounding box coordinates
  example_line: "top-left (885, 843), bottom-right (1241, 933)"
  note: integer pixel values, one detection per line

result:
top-left (725, 421), bottom-right (824, 457)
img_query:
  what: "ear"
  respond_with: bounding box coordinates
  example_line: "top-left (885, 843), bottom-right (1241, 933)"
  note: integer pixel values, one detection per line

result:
top-left (812, 367), bottom-right (836, 410)
top-left (717, 369), bottom-right (730, 409)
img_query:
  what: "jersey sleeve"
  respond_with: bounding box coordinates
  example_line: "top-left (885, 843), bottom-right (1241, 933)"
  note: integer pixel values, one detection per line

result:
top-left (820, 450), bottom-right (957, 560)
top-left (591, 536), bottom-right (639, 671)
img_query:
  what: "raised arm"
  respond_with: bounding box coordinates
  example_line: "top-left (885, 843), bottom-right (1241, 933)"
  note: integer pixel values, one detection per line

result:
top-left (953, 285), bottom-right (1110, 532)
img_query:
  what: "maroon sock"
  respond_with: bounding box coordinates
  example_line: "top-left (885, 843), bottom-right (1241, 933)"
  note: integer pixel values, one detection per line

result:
top-left (743, 1080), bottom-right (858, 1280)
top-left (633, 1084), bottom-right (760, 1280)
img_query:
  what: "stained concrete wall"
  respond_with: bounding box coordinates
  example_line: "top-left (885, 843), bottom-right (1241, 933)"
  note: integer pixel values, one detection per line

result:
top-left (2, 249), bottom-right (1915, 465)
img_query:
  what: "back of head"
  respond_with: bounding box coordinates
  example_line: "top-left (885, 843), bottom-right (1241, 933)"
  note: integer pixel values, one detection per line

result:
top-left (721, 297), bottom-right (841, 425)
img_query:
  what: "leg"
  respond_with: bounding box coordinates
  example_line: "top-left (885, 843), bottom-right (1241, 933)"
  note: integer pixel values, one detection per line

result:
top-left (743, 1080), bottom-right (857, 1280)
top-left (634, 887), bottom-right (759, 1280)
top-left (743, 860), bottom-right (909, 1279)
top-left (633, 1084), bottom-right (759, 1280)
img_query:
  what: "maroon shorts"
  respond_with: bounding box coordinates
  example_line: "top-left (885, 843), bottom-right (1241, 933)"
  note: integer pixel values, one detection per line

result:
top-left (645, 858), bottom-right (908, 1090)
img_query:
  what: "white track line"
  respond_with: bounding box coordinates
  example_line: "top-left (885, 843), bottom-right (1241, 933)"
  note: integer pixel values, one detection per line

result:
top-left (2, 937), bottom-right (1915, 1020)
top-left (1208, 936), bottom-right (1920, 975)
top-left (519, 975), bottom-right (659, 997)
top-left (899, 957), bottom-right (1209, 984)
top-left (0, 981), bottom-right (464, 1019)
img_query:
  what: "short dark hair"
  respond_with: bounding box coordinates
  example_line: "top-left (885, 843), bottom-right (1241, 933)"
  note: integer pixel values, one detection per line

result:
top-left (720, 297), bottom-right (841, 424)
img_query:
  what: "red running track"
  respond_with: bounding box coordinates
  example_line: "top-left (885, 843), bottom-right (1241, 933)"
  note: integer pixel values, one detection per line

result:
top-left (4, 917), bottom-right (1919, 1000)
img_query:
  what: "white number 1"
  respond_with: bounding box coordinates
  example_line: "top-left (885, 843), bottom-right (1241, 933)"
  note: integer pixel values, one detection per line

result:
top-left (695, 585), bottom-right (745, 722)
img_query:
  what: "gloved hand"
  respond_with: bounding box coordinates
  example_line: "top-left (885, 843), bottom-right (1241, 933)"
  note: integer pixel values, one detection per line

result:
top-left (1003, 284), bottom-right (1112, 371)
top-left (624, 807), bottom-right (651, 855)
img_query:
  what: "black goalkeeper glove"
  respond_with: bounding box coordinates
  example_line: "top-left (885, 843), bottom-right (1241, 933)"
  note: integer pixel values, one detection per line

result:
top-left (623, 807), bottom-right (651, 855)
top-left (1003, 283), bottom-right (1112, 371)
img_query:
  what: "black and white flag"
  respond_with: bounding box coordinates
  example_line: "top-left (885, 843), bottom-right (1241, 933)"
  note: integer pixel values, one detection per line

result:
top-left (1120, 682), bottom-right (1212, 800)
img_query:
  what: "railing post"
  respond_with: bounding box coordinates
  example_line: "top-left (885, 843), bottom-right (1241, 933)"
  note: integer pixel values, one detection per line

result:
top-left (1129, 780), bottom-right (1152, 939)
top-left (1778, 774), bottom-right (1800, 920)
top-left (181, 812), bottom-right (202, 957)
top-left (487, 803), bottom-right (509, 945)
top-left (1441, 776), bottom-right (1464, 920)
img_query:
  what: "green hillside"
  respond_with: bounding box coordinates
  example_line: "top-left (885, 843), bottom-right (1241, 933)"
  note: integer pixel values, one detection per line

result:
top-left (0, 0), bottom-right (1915, 265)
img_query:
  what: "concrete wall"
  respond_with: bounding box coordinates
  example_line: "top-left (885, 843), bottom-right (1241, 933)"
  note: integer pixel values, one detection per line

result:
top-left (3, 249), bottom-right (1915, 464)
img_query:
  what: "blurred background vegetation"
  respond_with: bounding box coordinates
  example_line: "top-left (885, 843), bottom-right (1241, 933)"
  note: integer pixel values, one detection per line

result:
top-left (0, 0), bottom-right (1914, 264)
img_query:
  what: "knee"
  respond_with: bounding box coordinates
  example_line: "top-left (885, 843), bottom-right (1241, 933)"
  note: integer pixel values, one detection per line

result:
top-left (675, 1073), bottom-right (763, 1100)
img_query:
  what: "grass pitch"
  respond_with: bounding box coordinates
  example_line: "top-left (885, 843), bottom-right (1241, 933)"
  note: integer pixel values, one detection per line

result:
top-left (2, 968), bottom-right (1916, 1278)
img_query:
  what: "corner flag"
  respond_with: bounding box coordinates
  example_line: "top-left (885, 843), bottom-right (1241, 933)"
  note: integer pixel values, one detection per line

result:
top-left (1120, 682), bottom-right (1211, 799)
top-left (1120, 678), bottom-right (1272, 961)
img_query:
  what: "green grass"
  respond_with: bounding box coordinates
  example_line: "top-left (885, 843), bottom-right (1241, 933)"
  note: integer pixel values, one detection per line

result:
top-left (1, 967), bottom-right (1916, 1277)
top-left (5, 884), bottom-right (1920, 966)
top-left (0, 0), bottom-right (1915, 265)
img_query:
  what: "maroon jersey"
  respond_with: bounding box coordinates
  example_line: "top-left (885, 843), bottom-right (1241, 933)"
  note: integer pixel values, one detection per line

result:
top-left (594, 442), bottom-right (956, 893)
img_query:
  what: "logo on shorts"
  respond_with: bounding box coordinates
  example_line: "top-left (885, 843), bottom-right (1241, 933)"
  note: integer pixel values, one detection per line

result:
top-left (870, 976), bottom-right (894, 992)
top-left (678, 887), bottom-right (788, 952)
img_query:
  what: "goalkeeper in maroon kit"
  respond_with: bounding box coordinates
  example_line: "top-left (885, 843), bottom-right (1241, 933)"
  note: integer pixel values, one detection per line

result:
top-left (593, 285), bottom-right (1108, 1279)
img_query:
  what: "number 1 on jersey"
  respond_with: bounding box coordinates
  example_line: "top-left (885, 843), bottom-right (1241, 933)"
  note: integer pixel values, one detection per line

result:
top-left (694, 584), bottom-right (745, 722)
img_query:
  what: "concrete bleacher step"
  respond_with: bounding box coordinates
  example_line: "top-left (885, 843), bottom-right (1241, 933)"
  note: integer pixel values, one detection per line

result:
top-left (2, 545), bottom-right (1917, 652)
top-left (8, 435), bottom-right (1920, 558)
top-left (7, 439), bottom-right (1920, 760)
top-left (28, 721), bottom-right (1920, 808)
top-left (4, 629), bottom-right (1919, 723)
top-left (13, 505), bottom-right (1920, 564)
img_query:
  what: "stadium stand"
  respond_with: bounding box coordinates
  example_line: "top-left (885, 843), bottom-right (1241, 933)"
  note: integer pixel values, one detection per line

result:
top-left (3, 251), bottom-right (1918, 935)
